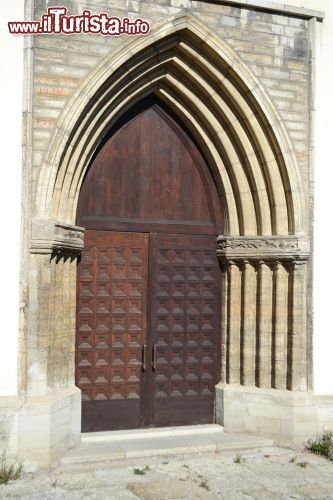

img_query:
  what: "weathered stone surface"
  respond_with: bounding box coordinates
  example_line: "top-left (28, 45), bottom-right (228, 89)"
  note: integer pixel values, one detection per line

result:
top-left (128, 479), bottom-right (216, 499)
top-left (217, 384), bottom-right (318, 446)
top-left (30, 219), bottom-right (84, 254)
top-left (1, 444), bottom-right (333, 498)
top-left (217, 235), bottom-right (310, 261)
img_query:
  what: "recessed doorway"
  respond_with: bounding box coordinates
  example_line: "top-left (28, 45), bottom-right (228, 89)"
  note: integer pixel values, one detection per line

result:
top-left (75, 98), bottom-right (222, 432)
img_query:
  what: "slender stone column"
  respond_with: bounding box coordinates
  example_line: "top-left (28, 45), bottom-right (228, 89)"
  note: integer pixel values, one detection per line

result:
top-left (273, 261), bottom-right (289, 389)
top-left (227, 261), bottom-right (241, 384)
top-left (68, 254), bottom-right (78, 386)
top-left (257, 260), bottom-right (273, 388)
top-left (27, 252), bottom-right (53, 396)
top-left (241, 261), bottom-right (257, 386)
top-left (220, 268), bottom-right (228, 383)
top-left (52, 252), bottom-right (76, 390)
top-left (290, 259), bottom-right (308, 391)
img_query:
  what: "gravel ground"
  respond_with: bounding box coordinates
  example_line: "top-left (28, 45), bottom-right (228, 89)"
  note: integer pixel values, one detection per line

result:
top-left (1, 447), bottom-right (333, 499)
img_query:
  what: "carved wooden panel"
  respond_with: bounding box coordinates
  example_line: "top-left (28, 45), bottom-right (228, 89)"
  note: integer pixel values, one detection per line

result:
top-left (76, 230), bottom-right (148, 431)
top-left (148, 233), bottom-right (220, 426)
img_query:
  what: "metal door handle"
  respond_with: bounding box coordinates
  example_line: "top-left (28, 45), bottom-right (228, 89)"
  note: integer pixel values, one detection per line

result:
top-left (142, 344), bottom-right (147, 371)
top-left (152, 344), bottom-right (157, 371)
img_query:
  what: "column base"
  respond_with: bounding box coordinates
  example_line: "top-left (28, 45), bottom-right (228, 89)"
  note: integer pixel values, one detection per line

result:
top-left (315, 395), bottom-right (333, 433)
top-left (0, 386), bottom-right (81, 470)
top-left (216, 383), bottom-right (321, 446)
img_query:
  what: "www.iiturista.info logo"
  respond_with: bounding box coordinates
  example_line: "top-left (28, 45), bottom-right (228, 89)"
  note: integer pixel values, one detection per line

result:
top-left (8, 6), bottom-right (150, 36)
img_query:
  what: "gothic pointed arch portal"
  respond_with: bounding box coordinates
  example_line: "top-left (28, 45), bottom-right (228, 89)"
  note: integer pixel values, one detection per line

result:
top-left (76, 97), bottom-right (223, 430)
top-left (29, 14), bottom-right (310, 439)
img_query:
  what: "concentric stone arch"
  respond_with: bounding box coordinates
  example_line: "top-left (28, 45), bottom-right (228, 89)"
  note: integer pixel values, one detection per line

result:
top-left (35, 13), bottom-right (306, 237)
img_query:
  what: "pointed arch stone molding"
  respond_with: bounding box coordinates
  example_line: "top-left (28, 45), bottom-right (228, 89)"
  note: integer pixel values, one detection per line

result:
top-left (35, 13), bottom-right (306, 237)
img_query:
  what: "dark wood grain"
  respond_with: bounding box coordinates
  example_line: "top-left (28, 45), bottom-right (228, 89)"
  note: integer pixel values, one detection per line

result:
top-left (147, 233), bottom-right (220, 427)
top-left (76, 99), bottom-right (222, 431)
top-left (77, 100), bottom-right (222, 232)
top-left (76, 230), bottom-right (148, 431)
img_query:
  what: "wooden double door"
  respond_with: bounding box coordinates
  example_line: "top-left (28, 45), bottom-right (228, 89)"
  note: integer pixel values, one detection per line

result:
top-left (75, 97), bottom-right (222, 431)
top-left (76, 230), bottom-right (220, 431)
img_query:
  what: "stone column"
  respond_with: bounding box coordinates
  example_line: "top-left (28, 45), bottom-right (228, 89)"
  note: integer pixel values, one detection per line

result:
top-left (241, 260), bottom-right (257, 386)
top-left (290, 259), bottom-right (308, 391)
top-left (227, 261), bottom-right (241, 384)
top-left (29, 219), bottom-right (85, 394)
top-left (216, 235), bottom-right (314, 446)
top-left (220, 268), bottom-right (228, 383)
top-left (257, 260), bottom-right (273, 389)
top-left (47, 252), bottom-right (78, 391)
top-left (217, 235), bottom-right (310, 392)
top-left (273, 261), bottom-right (289, 389)
top-left (27, 251), bottom-right (53, 396)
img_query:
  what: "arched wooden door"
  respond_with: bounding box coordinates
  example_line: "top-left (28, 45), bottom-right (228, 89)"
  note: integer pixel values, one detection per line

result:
top-left (76, 98), bottom-right (223, 432)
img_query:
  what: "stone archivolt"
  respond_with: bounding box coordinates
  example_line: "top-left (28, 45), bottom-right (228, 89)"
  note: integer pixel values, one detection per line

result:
top-left (36, 14), bottom-right (305, 237)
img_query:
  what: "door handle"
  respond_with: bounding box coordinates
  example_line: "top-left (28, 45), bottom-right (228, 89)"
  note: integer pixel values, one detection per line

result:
top-left (152, 344), bottom-right (157, 371)
top-left (142, 344), bottom-right (147, 371)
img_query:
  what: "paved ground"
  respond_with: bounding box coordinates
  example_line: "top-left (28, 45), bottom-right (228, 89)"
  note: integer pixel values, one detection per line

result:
top-left (1, 446), bottom-right (333, 499)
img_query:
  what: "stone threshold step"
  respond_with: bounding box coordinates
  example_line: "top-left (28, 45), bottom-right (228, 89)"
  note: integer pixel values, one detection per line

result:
top-left (62, 430), bottom-right (274, 465)
top-left (81, 424), bottom-right (223, 443)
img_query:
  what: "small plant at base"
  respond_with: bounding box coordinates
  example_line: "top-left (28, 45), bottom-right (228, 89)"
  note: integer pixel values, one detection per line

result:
top-left (0, 456), bottom-right (23, 485)
top-left (133, 465), bottom-right (150, 475)
top-left (306, 431), bottom-right (333, 461)
top-left (234, 454), bottom-right (242, 464)
top-left (297, 461), bottom-right (308, 468)
top-left (199, 478), bottom-right (210, 491)
top-left (289, 456), bottom-right (296, 463)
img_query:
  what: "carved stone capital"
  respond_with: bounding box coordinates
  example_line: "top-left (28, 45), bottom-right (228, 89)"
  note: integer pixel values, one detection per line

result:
top-left (216, 235), bottom-right (310, 264)
top-left (30, 219), bottom-right (85, 254)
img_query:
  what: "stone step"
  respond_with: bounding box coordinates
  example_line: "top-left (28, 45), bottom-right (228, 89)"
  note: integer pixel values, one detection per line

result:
top-left (81, 424), bottom-right (223, 443)
top-left (61, 428), bottom-right (275, 465)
